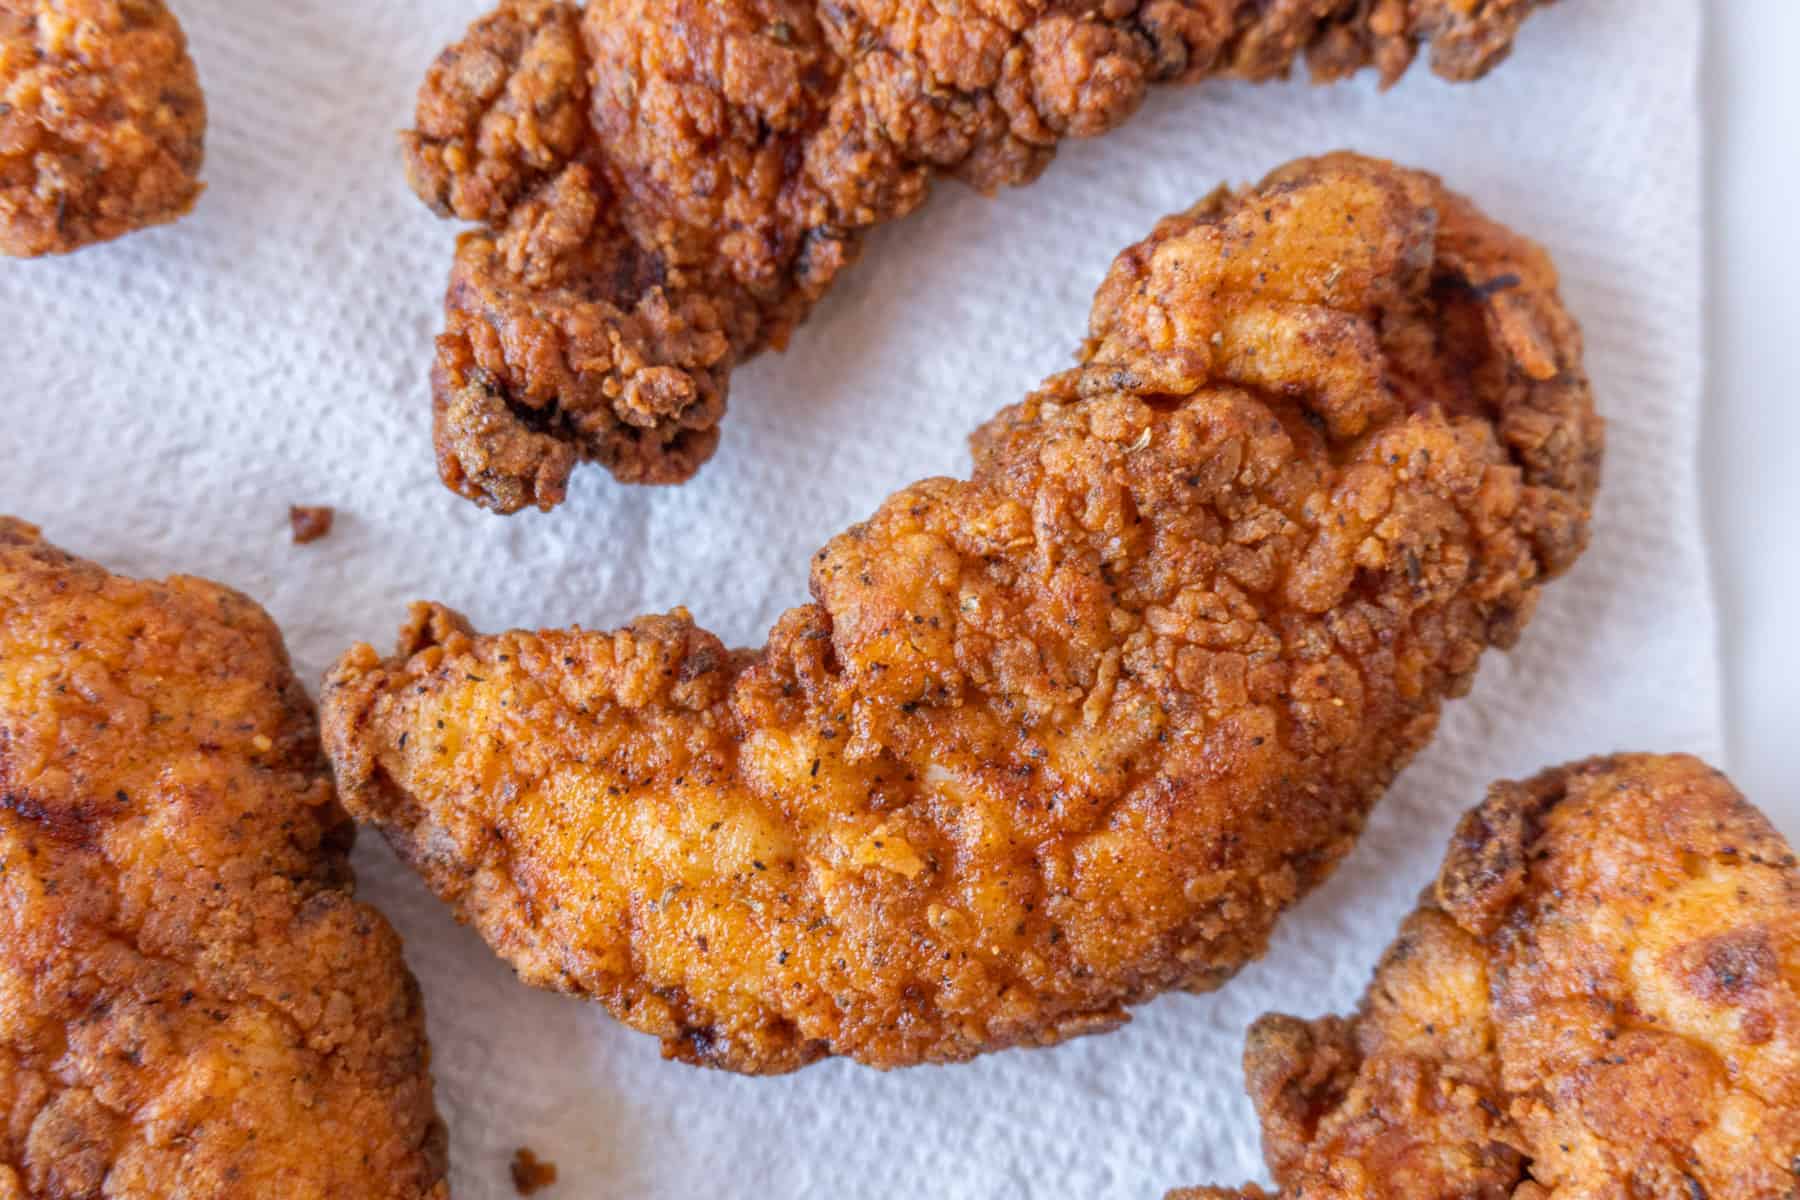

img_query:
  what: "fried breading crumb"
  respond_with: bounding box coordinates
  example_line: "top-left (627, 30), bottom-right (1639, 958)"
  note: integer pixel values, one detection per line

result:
top-left (290, 504), bottom-right (337, 544)
top-left (0, 0), bottom-right (206, 256)
top-left (0, 518), bottom-right (449, 1198)
top-left (511, 1147), bottom-right (559, 1195)
top-left (407, 0), bottom-right (1556, 508)
top-left (1174, 755), bottom-right (1800, 1200)
top-left (323, 153), bottom-right (1600, 1075)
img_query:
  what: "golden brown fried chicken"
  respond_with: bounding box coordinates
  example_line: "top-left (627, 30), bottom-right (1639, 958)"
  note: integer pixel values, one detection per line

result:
top-left (324, 153), bottom-right (1601, 1074)
top-left (0, 521), bottom-right (449, 1198)
top-left (1173, 754), bottom-right (1800, 1200)
top-left (0, 0), bottom-right (205, 257)
top-left (407, 0), bottom-right (1556, 509)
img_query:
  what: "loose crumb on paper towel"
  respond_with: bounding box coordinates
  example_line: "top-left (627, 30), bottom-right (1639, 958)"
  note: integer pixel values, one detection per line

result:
top-left (510, 1147), bottom-right (558, 1195)
top-left (288, 506), bottom-right (335, 544)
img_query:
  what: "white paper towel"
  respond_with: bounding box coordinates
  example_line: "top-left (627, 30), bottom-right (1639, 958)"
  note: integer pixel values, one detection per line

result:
top-left (0, 1), bottom-right (1730, 1195)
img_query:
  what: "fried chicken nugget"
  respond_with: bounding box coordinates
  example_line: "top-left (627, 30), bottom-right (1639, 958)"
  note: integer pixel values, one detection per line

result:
top-left (0, 0), bottom-right (205, 257)
top-left (407, 0), bottom-right (1556, 509)
top-left (323, 153), bottom-right (1601, 1074)
top-left (1175, 754), bottom-right (1800, 1200)
top-left (0, 521), bottom-right (449, 1197)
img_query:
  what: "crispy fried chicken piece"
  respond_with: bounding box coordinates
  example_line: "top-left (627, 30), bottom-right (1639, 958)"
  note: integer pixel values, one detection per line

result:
top-left (0, 0), bottom-right (205, 257)
top-left (408, 0), bottom-right (1557, 510)
top-left (1174, 754), bottom-right (1800, 1200)
top-left (323, 153), bottom-right (1601, 1074)
top-left (0, 520), bottom-right (449, 1198)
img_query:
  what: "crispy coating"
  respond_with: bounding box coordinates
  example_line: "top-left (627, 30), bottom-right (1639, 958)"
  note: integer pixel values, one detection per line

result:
top-left (0, 0), bottom-right (205, 257)
top-left (1174, 755), bottom-right (1800, 1200)
top-left (407, 0), bottom-right (1556, 509)
top-left (324, 154), bottom-right (1601, 1074)
top-left (0, 521), bottom-right (449, 1198)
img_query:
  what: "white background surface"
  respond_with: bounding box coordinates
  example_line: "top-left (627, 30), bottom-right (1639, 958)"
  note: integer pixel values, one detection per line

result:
top-left (0, 0), bottom-right (1787, 1196)
top-left (1705, 0), bottom-right (1798, 826)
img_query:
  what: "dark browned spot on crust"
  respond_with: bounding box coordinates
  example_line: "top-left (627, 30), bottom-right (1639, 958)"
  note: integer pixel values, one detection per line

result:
top-left (1437, 782), bottom-right (1533, 937)
top-left (0, 788), bottom-right (113, 846)
top-left (1675, 927), bottom-right (1777, 1004)
top-left (677, 646), bottom-right (722, 683)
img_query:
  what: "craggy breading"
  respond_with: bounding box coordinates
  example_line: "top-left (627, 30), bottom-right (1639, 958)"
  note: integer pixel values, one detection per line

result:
top-left (0, 0), bottom-right (205, 257)
top-left (0, 520), bottom-right (449, 1197)
top-left (323, 154), bottom-right (1601, 1074)
top-left (407, 0), bottom-right (1557, 510)
top-left (1173, 754), bottom-right (1800, 1200)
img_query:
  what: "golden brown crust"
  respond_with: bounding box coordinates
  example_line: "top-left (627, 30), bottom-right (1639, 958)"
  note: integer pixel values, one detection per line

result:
top-left (409, 0), bottom-right (1557, 508)
top-left (0, 0), bottom-right (205, 257)
top-left (0, 520), bottom-right (449, 1198)
top-left (1177, 755), bottom-right (1800, 1200)
top-left (324, 154), bottom-right (1599, 1074)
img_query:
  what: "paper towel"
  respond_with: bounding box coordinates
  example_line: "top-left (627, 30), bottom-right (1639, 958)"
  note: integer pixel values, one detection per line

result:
top-left (0, 0), bottom-right (1727, 1195)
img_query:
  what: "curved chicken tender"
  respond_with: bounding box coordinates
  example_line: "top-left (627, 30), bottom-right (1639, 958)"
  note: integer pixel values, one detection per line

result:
top-left (408, 0), bottom-right (1557, 509)
top-left (0, 521), bottom-right (448, 1197)
top-left (1176, 754), bottom-right (1800, 1200)
top-left (0, 0), bottom-right (205, 257)
top-left (324, 154), bottom-right (1601, 1074)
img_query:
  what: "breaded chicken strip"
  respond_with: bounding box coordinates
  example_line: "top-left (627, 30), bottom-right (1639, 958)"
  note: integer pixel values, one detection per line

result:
top-left (0, 521), bottom-right (449, 1198)
top-left (324, 153), bottom-right (1601, 1074)
top-left (0, 0), bottom-right (205, 257)
top-left (407, 0), bottom-right (1556, 509)
top-left (1174, 754), bottom-right (1800, 1200)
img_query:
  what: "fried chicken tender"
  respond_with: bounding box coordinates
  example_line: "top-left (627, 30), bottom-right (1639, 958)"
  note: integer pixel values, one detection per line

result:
top-left (323, 153), bottom-right (1601, 1074)
top-left (1174, 754), bottom-right (1800, 1200)
top-left (0, 0), bottom-right (205, 257)
top-left (0, 520), bottom-right (449, 1198)
top-left (407, 0), bottom-right (1556, 509)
